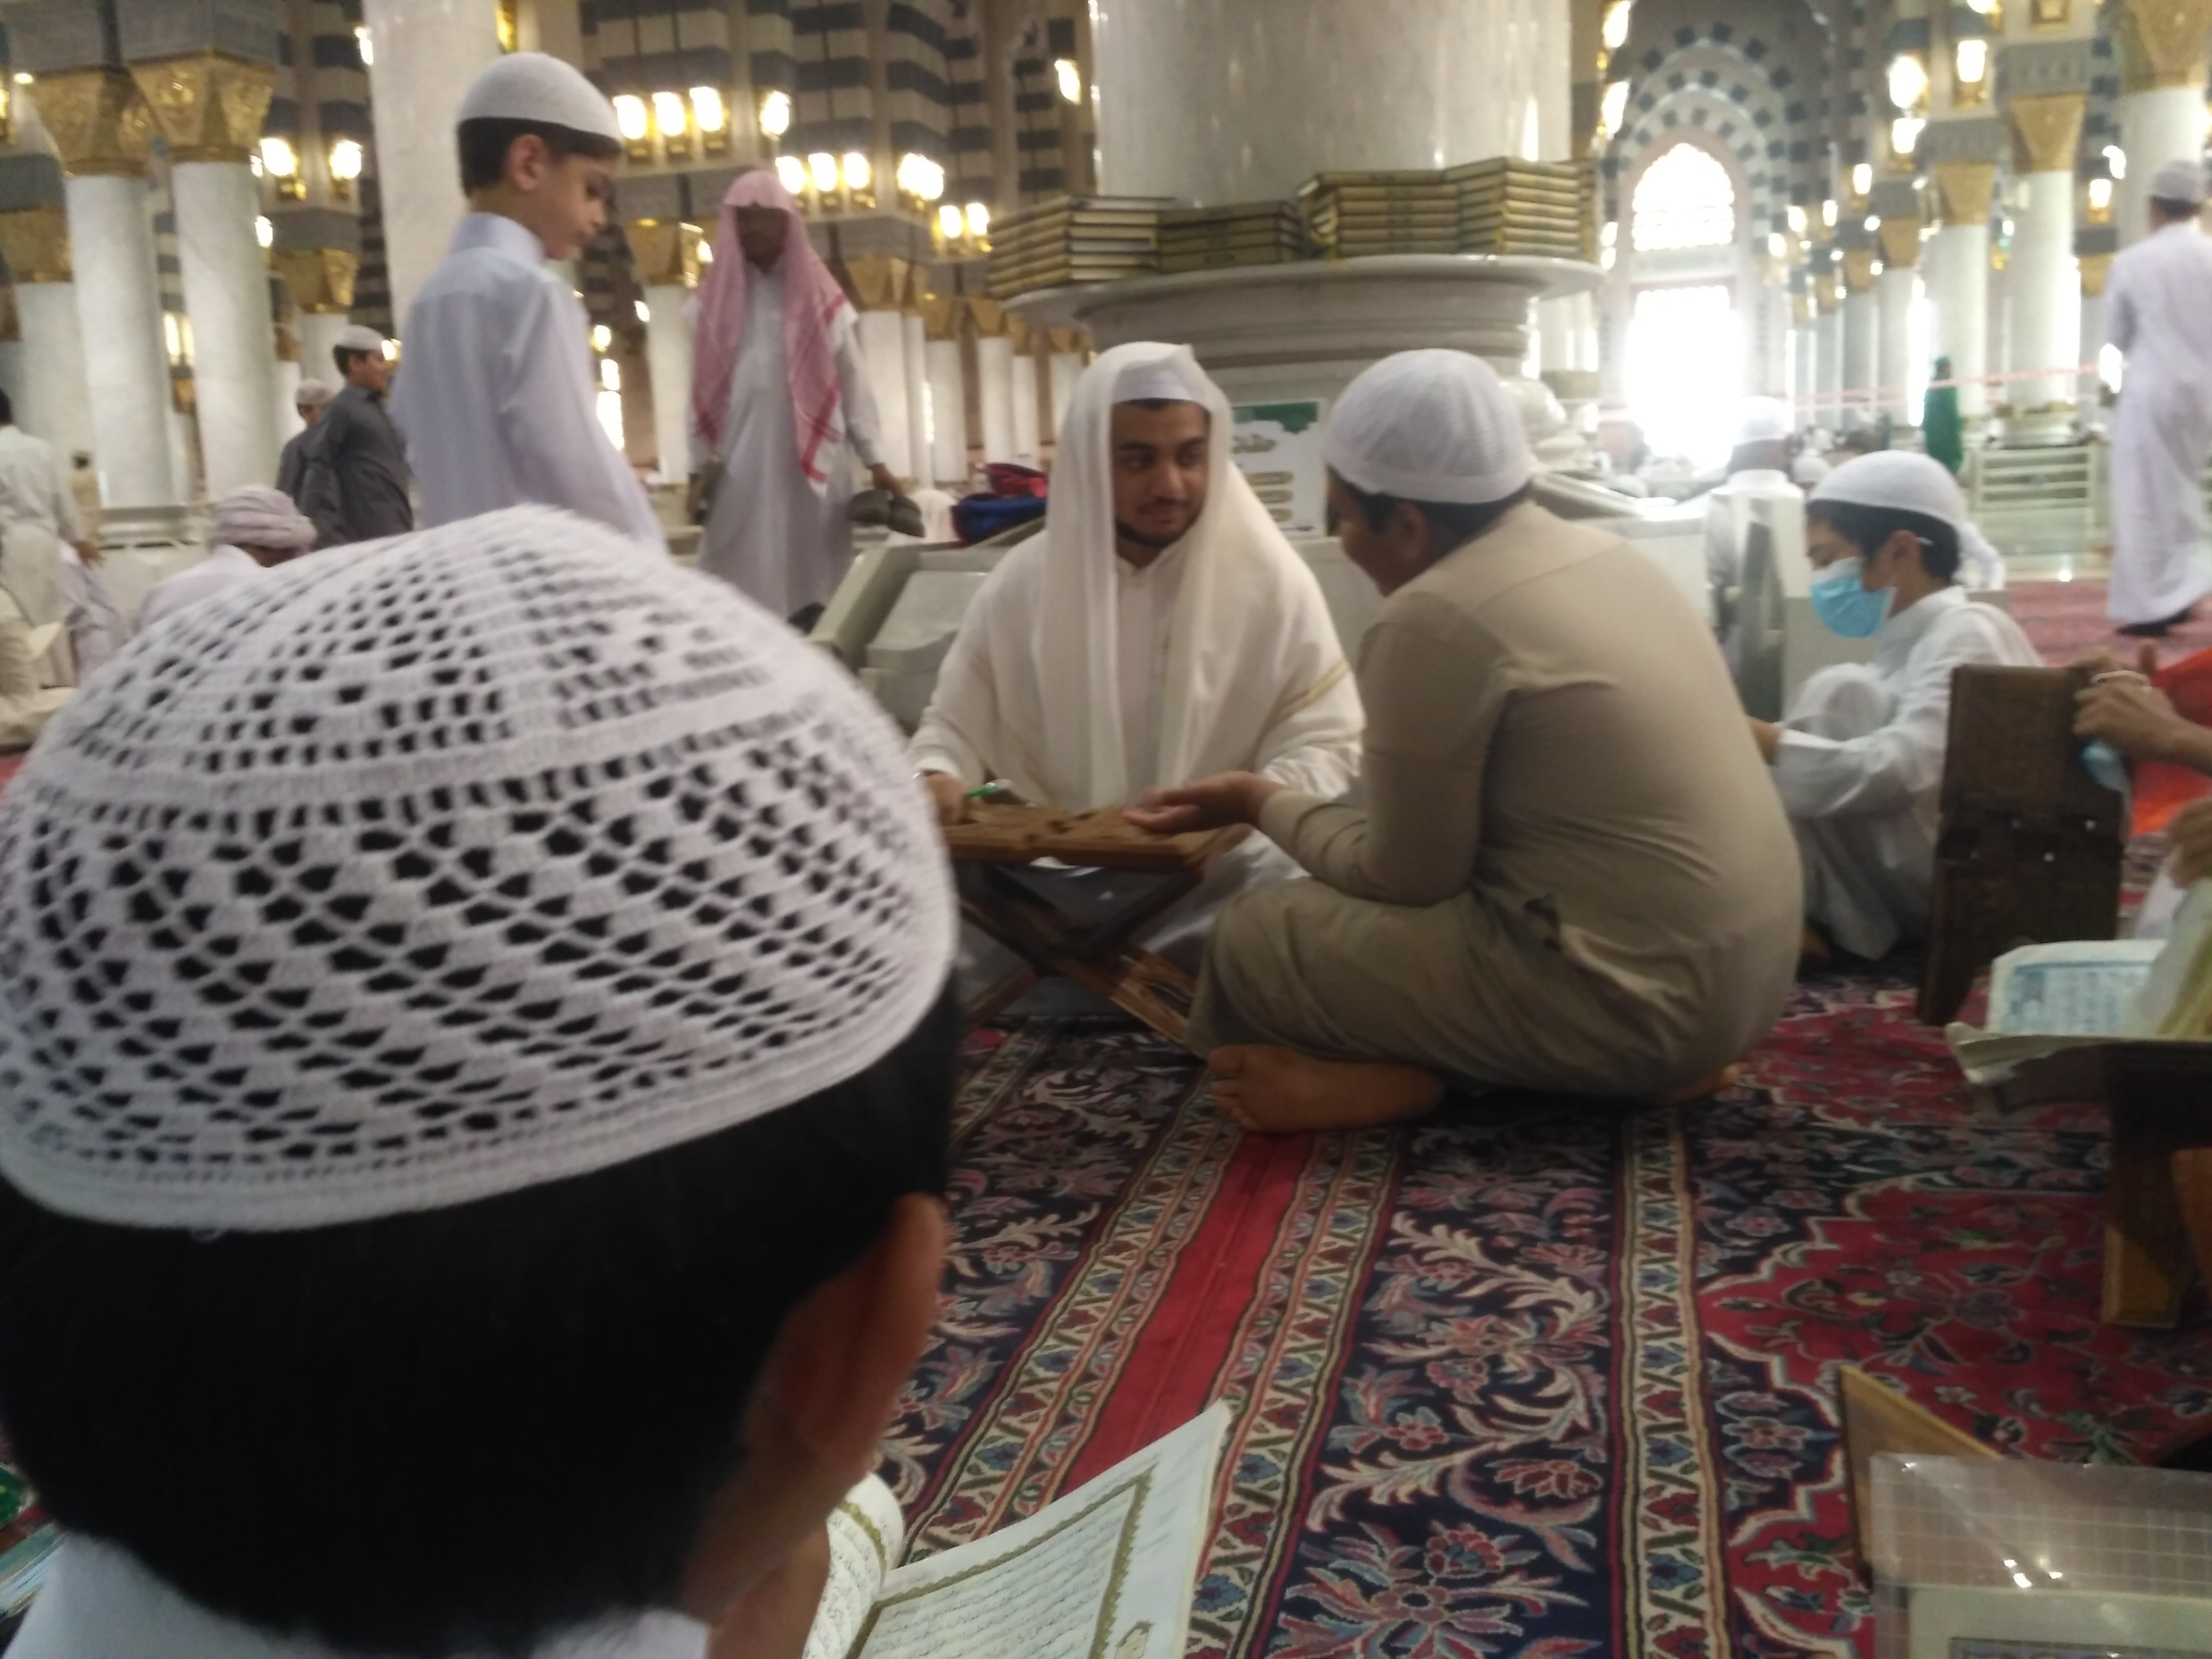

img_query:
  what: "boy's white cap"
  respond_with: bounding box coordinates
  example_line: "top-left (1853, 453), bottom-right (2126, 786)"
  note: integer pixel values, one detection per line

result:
top-left (2148, 158), bottom-right (2208, 208)
top-left (334, 324), bottom-right (387, 354)
top-left (456, 52), bottom-right (624, 145)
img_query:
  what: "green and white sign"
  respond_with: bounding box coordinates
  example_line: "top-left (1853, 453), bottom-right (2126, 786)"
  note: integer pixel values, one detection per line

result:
top-left (1231, 399), bottom-right (1327, 540)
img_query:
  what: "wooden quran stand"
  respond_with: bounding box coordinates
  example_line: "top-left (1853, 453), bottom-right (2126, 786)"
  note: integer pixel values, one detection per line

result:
top-left (1917, 665), bottom-right (2126, 1025)
top-left (942, 804), bottom-right (1249, 1050)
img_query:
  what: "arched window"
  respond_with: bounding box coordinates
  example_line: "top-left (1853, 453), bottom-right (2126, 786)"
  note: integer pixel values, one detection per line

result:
top-left (1630, 143), bottom-right (1738, 253)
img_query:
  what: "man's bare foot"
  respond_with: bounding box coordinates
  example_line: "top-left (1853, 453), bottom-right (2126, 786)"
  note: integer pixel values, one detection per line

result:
top-left (1209, 1045), bottom-right (1445, 1135)
top-left (1651, 1065), bottom-right (1738, 1108)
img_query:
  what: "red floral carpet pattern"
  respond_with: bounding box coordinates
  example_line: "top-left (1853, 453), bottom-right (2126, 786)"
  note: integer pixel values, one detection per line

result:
top-left (2008, 576), bottom-right (2212, 666)
top-left (887, 978), bottom-right (2212, 1659)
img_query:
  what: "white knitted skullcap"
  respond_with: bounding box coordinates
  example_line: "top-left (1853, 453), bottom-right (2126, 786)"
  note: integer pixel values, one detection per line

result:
top-left (1733, 396), bottom-right (1792, 445)
top-left (334, 324), bottom-right (387, 354)
top-left (209, 484), bottom-right (316, 554)
top-left (1114, 351), bottom-right (1211, 406)
top-left (1324, 349), bottom-right (1534, 506)
top-left (457, 52), bottom-right (624, 145)
top-left (2149, 158), bottom-right (2209, 208)
top-left (294, 379), bottom-right (334, 408)
top-left (0, 508), bottom-right (954, 1231)
top-left (1809, 450), bottom-right (1967, 530)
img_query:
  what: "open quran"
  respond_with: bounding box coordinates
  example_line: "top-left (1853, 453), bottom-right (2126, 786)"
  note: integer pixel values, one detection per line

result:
top-left (802, 1406), bottom-right (1227, 1659)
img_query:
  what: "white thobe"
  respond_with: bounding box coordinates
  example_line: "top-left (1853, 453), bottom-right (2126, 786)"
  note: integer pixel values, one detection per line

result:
top-left (2104, 221), bottom-right (2212, 626)
top-left (0, 424), bottom-right (83, 687)
top-left (394, 214), bottom-right (665, 550)
top-left (9, 1537), bottom-right (708, 1659)
top-left (1771, 585), bottom-right (2042, 960)
top-left (0, 585), bottom-right (71, 752)
top-left (134, 544), bottom-right (265, 634)
top-left (691, 267), bottom-right (885, 619)
top-left (0, 424), bottom-right (83, 544)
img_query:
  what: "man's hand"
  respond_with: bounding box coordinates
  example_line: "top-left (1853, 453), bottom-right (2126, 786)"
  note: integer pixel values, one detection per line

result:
top-left (73, 540), bottom-right (102, 569)
top-left (1748, 717), bottom-right (1782, 765)
top-left (2073, 642), bottom-right (2161, 681)
top-left (869, 463), bottom-right (901, 497)
top-left (2074, 675), bottom-right (2188, 763)
top-left (1124, 771), bottom-right (1280, 835)
top-left (921, 771), bottom-right (968, 827)
top-left (2174, 800), bottom-right (2212, 887)
top-left (706, 1521), bottom-right (832, 1659)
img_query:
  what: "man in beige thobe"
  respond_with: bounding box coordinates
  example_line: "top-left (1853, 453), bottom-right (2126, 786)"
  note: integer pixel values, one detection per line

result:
top-left (1132, 350), bottom-right (1803, 1133)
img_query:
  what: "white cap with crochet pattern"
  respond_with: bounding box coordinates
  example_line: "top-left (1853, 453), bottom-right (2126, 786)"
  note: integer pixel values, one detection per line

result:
top-left (334, 323), bottom-right (387, 354)
top-left (457, 51), bottom-right (624, 145)
top-left (1323, 349), bottom-right (1534, 506)
top-left (1809, 449), bottom-right (1967, 530)
top-left (2149, 158), bottom-right (2209, 208)
top-left (0, 508), bottom-right (954, 1231)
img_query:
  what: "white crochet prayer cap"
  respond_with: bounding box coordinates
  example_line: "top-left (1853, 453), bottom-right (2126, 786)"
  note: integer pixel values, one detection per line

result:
top-left (2149, 158), bottom-right (2209, 207)
top-left (334, 324), bottom-right (387, 354)
top-left (457, 52), bottom-right (624, 145)
top-left (1113, 354), bottom-right (1210, 406)
top-left (1733, 396), bottom-right (1792, 444)
top-left (209, 484), bottom-right (315, 553)
top-left (0, 508), bottom-right (955, 1231)
top-left (1323, 348), bottom-right (1534, 505)
top-left (293, 379), bottom-right (334, 407)
top-left (1809, 450), bottom-right (1967, 529)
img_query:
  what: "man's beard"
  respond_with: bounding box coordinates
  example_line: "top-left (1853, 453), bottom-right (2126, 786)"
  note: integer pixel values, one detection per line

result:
top-left (1115, 508), bottom-right (1199, 551)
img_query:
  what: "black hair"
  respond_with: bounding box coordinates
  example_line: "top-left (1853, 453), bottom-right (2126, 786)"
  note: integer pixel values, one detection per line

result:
top-left (457, 116), bottom-right (625, 195)
top-left (0, 991), bottom-right (958, 1657)
top-left (1119, 398), bottom-right (1205, 414)
top-left (1333, 473), bottom-right (1535, 556)
top-left (333, 345), bottom-right (376, 377)
top-left (1806, 497), bottom-right (1961, 583)
top-left (0, 387), bottom-right (12, 425)
top-left (2149, 195), bottom-right (2200, 220)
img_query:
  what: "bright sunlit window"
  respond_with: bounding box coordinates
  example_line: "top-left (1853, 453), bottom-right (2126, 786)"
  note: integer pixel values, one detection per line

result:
top-left (1630, 143), bottom-right (1737, 253)
top-left (1626, 283), bottom-right (1742, 464)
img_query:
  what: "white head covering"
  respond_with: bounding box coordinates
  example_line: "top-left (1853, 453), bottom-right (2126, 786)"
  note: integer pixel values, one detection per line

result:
top-left (209, 484), bottom-right (316, 554)
top-left (293, 378), bottom-right (333, 408)
top-left (2149, 158), bottom-right (2209, 208)
top-left (1809, 449), bottom-right (2001, 581)
top-left (1733, 396), bottom-right (1792, 445)
top-left (455, 51), bottom-right (623, 144)
top-left (1324, 349), bottom-right (1533, 505)
top-left (334, 324), bottom-right (387, 355)
top-left (928, 342), bottom-right (1358, 810)
top-left (0, 508), bottom-right (954, 1230)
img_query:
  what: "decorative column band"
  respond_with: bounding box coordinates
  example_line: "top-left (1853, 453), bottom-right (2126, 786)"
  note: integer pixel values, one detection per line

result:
top-left (1875, 217), bottom-right (1924, 270)
top-left (842, 255), bottom-right (911, 313)
top-left (1932, 161), bottom-right (1998, 225)
top-left (2108, 0), bottom-right (2212, 92)
top-left (0, 206), bottom-right (71, 282)
top-left (919, 292), bottom-right (962, 342)
top-left (624, 220), bottom-right (703, 289)
top-left (2079, 251), bottom-right (2115, 298)
top-left (966, 296), bottom-right (1007, 337)
top-left (1842, 249), bottom-right (1880, 294)
top-left (271, 248), bottom-right (359, 315)
top-left (127, 55), bottom-right (278, 165)
top-left (24, 69), bottom-right (156, 177)
top-left (2007, 91), bottom-right (2088, 175)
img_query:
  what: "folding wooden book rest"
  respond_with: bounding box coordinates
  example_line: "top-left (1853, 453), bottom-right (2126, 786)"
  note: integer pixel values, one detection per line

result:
top-left (941, 804), bottom-right (1249, 1049)
top-left (1917, 665), bottom-right (2126, 1024)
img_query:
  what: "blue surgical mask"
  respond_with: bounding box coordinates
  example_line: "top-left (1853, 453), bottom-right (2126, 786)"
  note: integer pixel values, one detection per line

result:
top-left (1809, 558), bottom-right (1893, 639)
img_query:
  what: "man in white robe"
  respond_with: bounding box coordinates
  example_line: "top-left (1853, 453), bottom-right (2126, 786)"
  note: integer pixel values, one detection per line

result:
top-left (392, 54), bottom-right (663, 548)
top-left (909, 342), bottom-right (1363, 969)
top-left (2104, 157), bottom-right (2212, 635)
top-left (0, 390), bottom-right (121, 686)
top-left (136, 488), bottom-right (318, 634)
top-left (1749, 452), bottom-right (2042, 961)
top-left (689, 171), bottom-right (896, 623)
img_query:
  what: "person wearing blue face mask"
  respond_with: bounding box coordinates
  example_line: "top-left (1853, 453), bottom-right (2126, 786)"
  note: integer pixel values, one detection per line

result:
top-left (1746, 451), bottom-right (2041, 962)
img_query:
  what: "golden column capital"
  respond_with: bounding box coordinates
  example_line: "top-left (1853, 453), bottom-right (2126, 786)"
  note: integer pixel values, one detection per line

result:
top-left (2108, 0), bottom-right (2212, 93)
top-left (1842, 248), bottom-right (1880, 294)
top-left (1876, 217), bottom-right (1925, 269)
top-left (919, 292), bottom-right (961, 341)
top-left (1814, 276), bottom-right (1843, 314)
top-left (271, 248), bottom-right (359, 315)
top-left (966, 297), bottom-right (1008, 338)
top-left (1791, 290), bottom-right (1816, 326)
top-left (0, 205), bottom-right (72, 283)
top-left (0, 288), bottom-right (18, 344)
top-left (1932, 161), bottom-right (1999, 225)
top-left (2080, 250), bottom-right (2116, 297)
top-left (2007, 91), bottom-right (2088, 175)
top-left (841, 254), bottom-right (911, 312)
top-left (127, 55), bottom-right (276, 165)
top-left (1007, 313), bottom-right (1037, 354)
top-left (24, 69), bottom-right (156, 178)
top-left (624, 219), bottom-right (702, 289)
top-left (1048, 326), bottom-right (1085, 355)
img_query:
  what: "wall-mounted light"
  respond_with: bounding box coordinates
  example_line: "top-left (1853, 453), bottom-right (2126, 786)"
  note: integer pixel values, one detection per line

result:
top-left (964, 202), bottom-right (991, 239)
top-left (1053, 57), bottom-right (1081, 104)
top-left (1955, 39), bottom-right (1989, 86)
top-left (808, 152), bottom-right (839, 194)
top-left (1599, 220), bottom-right (1619, 249)
top-left (327, 137), bottom-right (364, 202)
top-left (897, 152), bottom-right (946, 202)
top-left (1822, 198), bottom-right (1838, 227)
top-left (1767, 231), bottom-right (1787, 257)
top-left (775, 154), bottom-right (809, 196)
top-left (1864, 213), bottom-right (1880, 232)
top-left (937, 203), bottom-right (966, 240)
top-left (599, 357), bottom-right (621, 393)
top-left (696, 240), bottom-right (714, 265)
top-left (652, 90), bottom-right (688, 150)
top-left (1871, 258), bottom-right (1885, 276)
top-left (613, 94), bottom-right (650, 148)
top-left (841, 151), bottom-right (872, 193)
top-left (355, 24), bottom-right (372, 66)
top-left (2088, 175), bottom-right (2114, 217)
top-left (1601, 1), bottom-right (1633, 55)
top-left (2104, 145), bottom-right (2127, 180)
top-left (258, 136), bottom-right (297, 178)
top-left (1850, 163), bottom-right (1873, 197)
top-left (1891, 117), bottom-right (1924, 156)
top-left (1887, 54), bottom-right (1928, 113)
top-left (1599, 79), bottom-right (1630, 137)
top-left (691, 86), bottom-right (729, 155)
top-left (590, 324), bottom-right (611, 353)
top-left (760, 89), bottom-right (792, 139)
top-left (1787, 203), bottom-right (1809, 234)
top-left (254, 215), bottom-right (273, 249)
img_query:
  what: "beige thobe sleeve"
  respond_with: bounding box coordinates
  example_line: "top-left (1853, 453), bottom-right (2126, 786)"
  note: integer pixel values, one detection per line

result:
top-left (0, 592), bottom-right (72, 752)
top-left (1257, 605), bottom-right (1504, 907)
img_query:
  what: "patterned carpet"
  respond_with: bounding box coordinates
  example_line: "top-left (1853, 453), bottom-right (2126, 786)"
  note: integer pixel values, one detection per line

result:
top-left (887, 983), bottom-right (2212, 1659)
top-left (2007, 575), bottom-right (2212, 666)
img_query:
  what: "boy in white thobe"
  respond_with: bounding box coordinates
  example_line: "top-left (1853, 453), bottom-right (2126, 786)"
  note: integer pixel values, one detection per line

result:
top-left (392, 55), bottom-right (663, 549)
top-left (1749, 452), bottom-right (2042, 961)
top-left (2104, 158), bottom-right (2212, 636)
top-left (690, 172), bottom-right (897, 623)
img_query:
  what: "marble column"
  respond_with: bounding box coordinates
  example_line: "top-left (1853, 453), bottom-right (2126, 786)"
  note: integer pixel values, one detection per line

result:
top-left (362, 0), bottom-right (504, 326)
top-left (919, 296), bottom-right (968, 489)
top-left (625, 219), bottom-right (699, 484)
top-left (1792, 298), bottom-right (1819, 425)
top-left (1841, 251), bottom-right (1880, 430)
top-left (2108, 0), bottom-right (2212, 246)
top-left (974, 303), bottom-right (1016, 463)
top-left (1094, 0), bottom-right (1571, 203)
top-left (1930, 163), bottom-right (1996, 421)
top-left (856, 311), bottom-right (915, 480)
top-left (1815, 296), bottom-right (1844, 431)
top-left (2080, 251), bottom-right (2114, 403)
top-left (0, 195), bottom-right (96, 458)
top-left (901, 308), bottom-right (929, 488)
top-left (1010, 349), bottom-right (1042, 467)
top-left (1875, 220), bottom-right (1923, 428)
top-left (2005, 95), bottom-right (2087, 421)
top-left (170, 160), bottom-right (281, 493)
top-left (1047, 339), bottom-right (1083, 445)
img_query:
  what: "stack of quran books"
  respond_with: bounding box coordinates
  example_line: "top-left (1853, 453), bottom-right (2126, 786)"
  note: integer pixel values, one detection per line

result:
top-left (1156, 202), bottom-right (1308, 272)
top-left (1298, 170), bottom-right (1457, 257)
top-left (1447, 158), bottom-right (1591, 259)
top-left (987, 196), bottom-right (1169, 298)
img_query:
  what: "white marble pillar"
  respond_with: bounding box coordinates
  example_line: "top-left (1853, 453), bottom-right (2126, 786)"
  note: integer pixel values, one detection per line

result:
top-left (274, 358), bottom-right (304, 445)
top-left (1048, 352), bottom-right (1083, 444)
top-left (2118, 86), bottom-right (2211, 245)
top-left (13, 282), bottom-right (96, 460)
top-left (1010, 350), bottom-right (1041, 466)
top-left (976, 335), bottom-right (1016, 462)
top-left (2008, 171), bottom-right (2081, 417)
top-left (925, 338), bottom-right (969, 487)
top-left (901, 313), bottom-right (929, 487)
top-left (362, 0), bottom-right (504, 326)
top-left (643, 284), bottom-right (694, 484)
top-left (1793, 324), bottom-right (1817, 425)
top-left (0, 344), bottom-right (18, 426)
top-left (1930, 222), bottom-right (1990, 420)
top-left (172, 161), bottom-right (280, 494)
top-left (1842, 290), bottom-right (1879, 428)
top-left (298, 313), bottom-right (354, 387)
top-left (66, 173), bottom-right (178, 506)
top-left (1095, 0), bottom-right (1570, 203)
top-left (1877, 265), bottom-right (1918, 427)
top-left (2080, 289), bottom-right (2107, 408)
top-left (1815, 308), bottom-right (1843, 431)
top-left (856, 310), bottom-right (914, 480)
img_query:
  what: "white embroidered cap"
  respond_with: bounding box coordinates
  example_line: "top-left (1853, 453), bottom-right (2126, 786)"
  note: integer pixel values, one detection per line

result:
top-left (1809, 449), bottom-right (1967, 528)
top-left (293, 379), bottom-right (334, 408)
top-left (2149, 158), bottom-right (2209, 208)
top-left (456, 52), bottom-right (625, 145)
top-left (1323, 348), bottom-right (1535, 506)
top-left (334, 324), bottom-right (387, 354)
top-left (0, 508), bottom-right (955, 1231)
